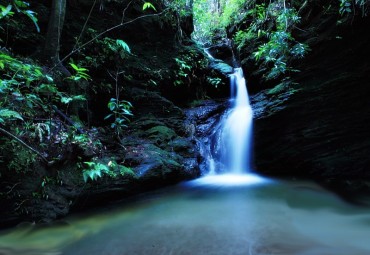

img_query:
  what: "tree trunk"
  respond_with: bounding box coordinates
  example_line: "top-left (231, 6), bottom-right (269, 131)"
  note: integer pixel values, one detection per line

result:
top-left (44, 0), bottom-right (66, 64)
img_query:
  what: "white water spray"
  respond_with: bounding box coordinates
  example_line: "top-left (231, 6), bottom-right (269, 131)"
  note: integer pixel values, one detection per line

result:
top-left (197, 53), bottom-right (262, 186)
top-left (221, 68), bottom-right (253, 173)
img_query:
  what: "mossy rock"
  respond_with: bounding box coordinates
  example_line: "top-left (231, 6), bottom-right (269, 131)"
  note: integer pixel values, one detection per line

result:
top-left (145, 125), bottom-right (177, 143)
top-left (209, 60), bottom-right (234, 76)
top-left (129, 143), bottom-right (182, 177)
top-left (266, 80), bottom-right (298, 96)
top-left (135, 118), bottom-right (165, 129)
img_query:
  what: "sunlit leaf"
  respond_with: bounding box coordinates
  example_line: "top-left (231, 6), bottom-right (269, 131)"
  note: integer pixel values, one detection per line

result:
top-left (14, 0), bottom-right (28, 8)
top-left (0, 109), bottom-right (24, 121)
top-left (24, 10), bottom-right (40, 32)
top-left (60, 96), bottom-right (73, 104)
top-left (0, 5), bottom-right (13, 19)
top-left (116, 39), bottom-right (131, 53)
top-left (143, 2), bottom-right (157, 11)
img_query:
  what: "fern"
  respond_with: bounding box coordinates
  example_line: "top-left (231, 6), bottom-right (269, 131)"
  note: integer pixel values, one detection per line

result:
top-left (82, 160), bottom-right (135, 182)
top-left (82, 162), bottom-right (109, 182)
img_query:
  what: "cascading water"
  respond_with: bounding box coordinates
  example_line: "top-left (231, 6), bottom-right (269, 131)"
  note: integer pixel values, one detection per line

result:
top-left (193, 64), bottom-right (264, 186)
top-left (221, 68), bottom-right (253, 174)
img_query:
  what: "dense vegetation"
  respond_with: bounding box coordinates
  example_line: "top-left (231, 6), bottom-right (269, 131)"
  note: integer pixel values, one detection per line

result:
top-left (193, 0), bottom-right (369, 81)
top-left (0, 0), bottom-right (369, 225)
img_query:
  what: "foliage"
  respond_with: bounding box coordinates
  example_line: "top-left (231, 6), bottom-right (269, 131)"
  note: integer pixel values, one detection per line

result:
top-left (0, 48), bottom-right (94, 175)
top-left (82, 161), bottom-right (110, 182)
top-left (0, 0), bottom-right (39, 32)
top-left (174, 57), bottom-right (192, 85)
top-left (104, 98), bottom-right (133, 136)
top-left (339, 0), bottom-right (369, 16)
top-left (207, 77), bottom-right (222, 88)
top-left (81, 159), bottom-right (134, 182)
top-left (68, 62), bottom-right (91, 81)
top-left (173, 48), bottom-right (208, 86)
top-left (234, 1), bottom-right (309, 80)
top-left (339, 0), bottom-right (352, 15)
top-left (0, 108), bottom-right (23, 123)
top-left (0, 52), bottom-right (50, 120)
top-left (75, 29), bottom-right (131, 69)
top-left (191, 0), bottom-right (310, 80)
top-left (2, 140), bottom-right (37, 173)
top-left (0, 51), bottom-right (86, 118)
top-left (143, 2), bottom-right (157, 12)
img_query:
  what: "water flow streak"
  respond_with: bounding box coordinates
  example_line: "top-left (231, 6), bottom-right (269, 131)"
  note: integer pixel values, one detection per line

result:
top-left (221, 68), bottom-right (253, 174)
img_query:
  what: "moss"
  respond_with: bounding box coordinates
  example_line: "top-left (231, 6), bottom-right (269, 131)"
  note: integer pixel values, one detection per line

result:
top-left (145, 125), bottom-right (177, 142)
top-left (267, 80), bottom-right (298, 96)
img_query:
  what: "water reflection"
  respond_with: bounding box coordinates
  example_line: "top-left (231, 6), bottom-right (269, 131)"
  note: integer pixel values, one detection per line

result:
top-left (0, 178), bottom-right (370, 255)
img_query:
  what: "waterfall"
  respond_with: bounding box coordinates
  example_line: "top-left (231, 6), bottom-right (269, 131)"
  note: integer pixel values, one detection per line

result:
top-left (220, 68), bottom-right (253, 174)
top-left (194, 66), bottom-right (262, 186)
top-left (203, 67), bottom-right (254, 177)
top-left (194, 49), bottom-right (264, 186)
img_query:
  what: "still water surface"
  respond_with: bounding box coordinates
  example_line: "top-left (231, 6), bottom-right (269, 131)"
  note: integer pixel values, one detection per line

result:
top-left (1, 174), bottom-right (370, 255)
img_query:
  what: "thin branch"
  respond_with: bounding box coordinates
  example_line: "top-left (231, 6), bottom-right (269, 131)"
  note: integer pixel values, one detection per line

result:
top-left (121, 0), bottom-right (133, 24)
top-left (50, 8), bottom-right (168, 74)
top-left (6, 182), bottom-right (20, 195)
top-left (73, 0), bottom-right (98, 51)
top-left (52, 105), bottom-right (85, 134)
top-left (0, 127), bottom-right (49, 164)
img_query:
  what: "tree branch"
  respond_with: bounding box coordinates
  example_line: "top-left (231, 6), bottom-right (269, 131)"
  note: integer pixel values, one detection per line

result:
top-left (0, 127), bottom-right (49, 164)
top-left (50, 8), bottom-right (168, 73)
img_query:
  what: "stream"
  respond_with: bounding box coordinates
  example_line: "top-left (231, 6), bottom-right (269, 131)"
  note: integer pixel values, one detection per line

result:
top-left (1, 176), bottom-right (370, 254)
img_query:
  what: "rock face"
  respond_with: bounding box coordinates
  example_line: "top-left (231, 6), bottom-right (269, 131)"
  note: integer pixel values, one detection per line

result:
top-left (122, 88), bottom-right (200, 184)
top-left (193, 15), bottom-right (370, 199)
top-left (185, 100), bottom-right (229, 174)
top-left (73, 88), bottom-right (200, 210)
top-left (251, 16), bottom-right (370, 198)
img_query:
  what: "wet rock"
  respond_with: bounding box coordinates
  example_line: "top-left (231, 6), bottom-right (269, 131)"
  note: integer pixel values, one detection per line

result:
top-left (145, 125), bottom-right (177, 145)
top-left (252, 16), bottom-right (370, 195)
top-left (208, 60), bottom-right (234, 76)
top-left (207, 40), bottom-right (235, 66)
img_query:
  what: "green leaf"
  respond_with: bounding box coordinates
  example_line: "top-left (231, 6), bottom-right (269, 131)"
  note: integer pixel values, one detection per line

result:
top-left (116, 39), bottom-right (131, 53)
top-left (0, 5), bottom-right (13, 19)
top-left (83, 171), bottom-right (89, 182)
top-left (72, 95), bottom-right (86, 101)
top-left (60, 96), bottom-right (73, 104)
top-left (14, 0), bottom-right (29, 8)
top-left (24, 10), bottom-right (40, 32)
top-left (0, 109), bottom-right (24, 121)
top-left (84, 162), bottom-right (95, 167)
top-left (45, 75), bottom-right (54, 82)
top-left (36, 84), bottom-right (58, 94)
top-left (104, 113), bottom-right (113, 120)
top-left (143, 2), bottom-right (157, 11)
top-left (122, 109), bottom-right (133, 115)
top-left (108, 101), bottom-right (116, 111)
top-left (70, 63), bottom-right (79, 71)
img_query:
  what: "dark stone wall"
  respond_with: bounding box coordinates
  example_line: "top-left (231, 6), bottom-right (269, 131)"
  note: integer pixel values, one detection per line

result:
top-left (252, 15), bottom-right (370, 199)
